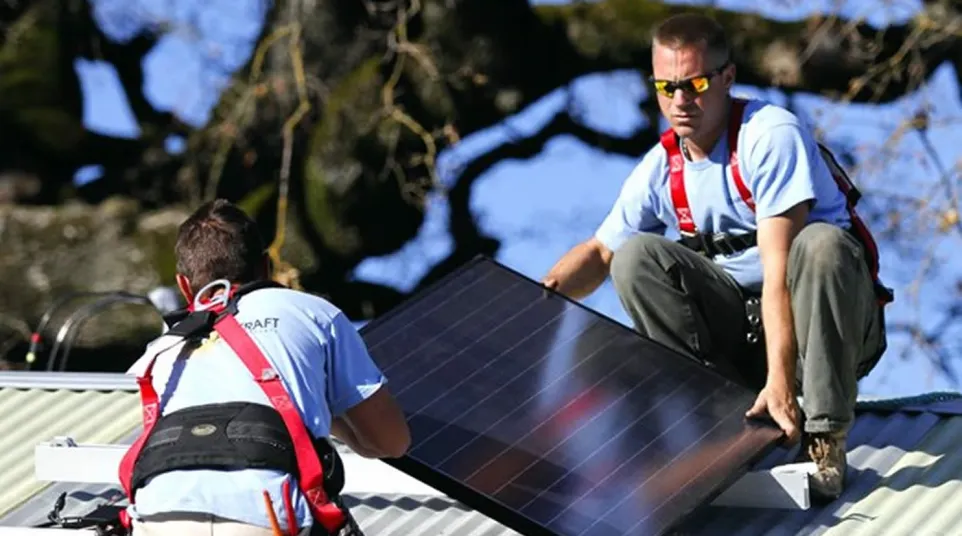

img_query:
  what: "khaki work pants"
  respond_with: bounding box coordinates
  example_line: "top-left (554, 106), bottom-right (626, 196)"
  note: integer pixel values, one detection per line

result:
top-left (609, 222), bottom-right (887, 435)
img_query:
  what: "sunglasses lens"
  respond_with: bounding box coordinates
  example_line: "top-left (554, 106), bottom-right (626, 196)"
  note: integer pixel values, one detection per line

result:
top-left (653, 80), bottom-right (671, 97)
top-left (652, 72), bottom-right (715, 97)
top-left (690, 76), bottom-right (711, 93)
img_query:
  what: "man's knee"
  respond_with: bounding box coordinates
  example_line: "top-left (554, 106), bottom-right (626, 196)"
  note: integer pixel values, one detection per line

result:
top-left (610, 233), bottom-right (677, 289)
top-left (789, 222), bottom-right (864, 280)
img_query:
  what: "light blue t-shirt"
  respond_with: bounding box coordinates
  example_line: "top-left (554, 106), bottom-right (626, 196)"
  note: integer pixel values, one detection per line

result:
top-left (127, 287), bottom-right (386, 531)
top-left (595, 97), bottom-right (852, 291)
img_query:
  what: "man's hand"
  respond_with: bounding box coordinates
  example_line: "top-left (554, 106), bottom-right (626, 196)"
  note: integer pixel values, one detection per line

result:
top-left (541, 238), bottom-right (613, 300)
top-left (541, 276), bottom-right (560, 290)
top-left (745, 380), bottom-right (802, 445)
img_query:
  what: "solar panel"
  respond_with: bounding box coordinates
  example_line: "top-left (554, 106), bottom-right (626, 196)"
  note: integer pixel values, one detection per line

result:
top-left (359, 256), bottom-right (782, 536)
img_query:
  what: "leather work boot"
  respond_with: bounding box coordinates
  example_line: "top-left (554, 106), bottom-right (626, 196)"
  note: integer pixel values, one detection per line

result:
top-left (796, 430), bottom-right (848, 501)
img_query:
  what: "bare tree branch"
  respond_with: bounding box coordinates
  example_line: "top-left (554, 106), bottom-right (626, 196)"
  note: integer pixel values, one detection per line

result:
top-left (416, 94), bottom-right (659, 290)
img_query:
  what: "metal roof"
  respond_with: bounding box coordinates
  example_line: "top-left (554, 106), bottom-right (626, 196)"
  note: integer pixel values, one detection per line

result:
top-left (683, 398), bottom-right (962, 535)
top-left (0, 373), bottom-right (520, 535)
top-left (1, 373), bottom-right (961, 535)
top-left (0, 380), bottom-right (141, 520)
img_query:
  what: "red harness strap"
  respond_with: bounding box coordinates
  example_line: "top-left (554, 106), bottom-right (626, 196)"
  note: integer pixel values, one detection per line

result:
top-left (816, 145), bottom-right (888, 303)
top-left (117, 305), bottom-right (346, 534)
top-left (661, 98), bottom-right (891, 305)
top-left (664, 99), bottom-right (749, 236)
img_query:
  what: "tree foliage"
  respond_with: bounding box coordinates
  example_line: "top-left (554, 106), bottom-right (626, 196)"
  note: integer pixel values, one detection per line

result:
top-left (1, 0), bottom-right (960, 376)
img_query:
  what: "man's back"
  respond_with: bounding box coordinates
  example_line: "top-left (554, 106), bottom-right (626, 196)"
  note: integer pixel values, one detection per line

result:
top-left (129, 287), bottom-right (385, 529)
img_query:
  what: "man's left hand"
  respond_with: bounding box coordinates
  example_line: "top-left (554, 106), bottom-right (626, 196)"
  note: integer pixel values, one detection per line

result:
top-left (745, 381), bottom-right (801, 445)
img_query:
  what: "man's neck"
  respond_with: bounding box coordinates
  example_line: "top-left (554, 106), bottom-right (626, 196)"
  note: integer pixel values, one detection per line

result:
top-left (682, 98), bottom-right (732, 162)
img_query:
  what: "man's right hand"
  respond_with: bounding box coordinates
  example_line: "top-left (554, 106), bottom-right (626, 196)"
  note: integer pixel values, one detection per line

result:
top-left (745, 380), bottom-right (802, 446)
top-left (540, 239), bottom-right (613, 300)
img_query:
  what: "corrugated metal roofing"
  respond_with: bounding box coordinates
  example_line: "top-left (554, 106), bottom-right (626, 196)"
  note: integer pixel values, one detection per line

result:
top-left (2, 373), bottom-right (962, 536)
top-left (0, 374), bottom-right (518, 535)
top-left (343, 495), bottom-right (519, 535)
top-left (825, 415), bottom-right (962, 536)
top-left (0, 383), bottom-right (141, 521)
top-left (683, 408), bottom-right (950, 535)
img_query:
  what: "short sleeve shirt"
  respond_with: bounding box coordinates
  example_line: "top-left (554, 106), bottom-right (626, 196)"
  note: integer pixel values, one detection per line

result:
top-left (594, 98), bottom-right (851, 291)
top-left (129, 287), bottom-right (386, 530)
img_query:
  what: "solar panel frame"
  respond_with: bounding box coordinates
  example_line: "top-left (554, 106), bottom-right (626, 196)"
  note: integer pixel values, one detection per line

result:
top-left (358, 255), bottom-right (783, 536)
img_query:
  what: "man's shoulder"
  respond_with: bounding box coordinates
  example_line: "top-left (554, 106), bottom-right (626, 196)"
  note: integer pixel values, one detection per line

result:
top-left (241, 287), bottom-right (340, 313)
top-left (737, 97), bottom-right (821, 161)
top-left (740, 97), bottom-right (804, 131)
top-left (624, 140), bottom-right (670, 187)
top-left (235, 287), bottom-right (345, 333)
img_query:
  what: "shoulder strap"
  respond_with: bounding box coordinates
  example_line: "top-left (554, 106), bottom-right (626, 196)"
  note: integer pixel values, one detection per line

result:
top-left (118, 310), bottom-right (217, 500)
top-left (118, 349), bottom-right (167, 502)
top-left (727, 99), bottom-right (754, 210)
top-left (661, 98), bottom-right (753, 236)
top-left (662, 129), bottom-right (696, 235)
top-left (212, 314), bottom-right (346, 533)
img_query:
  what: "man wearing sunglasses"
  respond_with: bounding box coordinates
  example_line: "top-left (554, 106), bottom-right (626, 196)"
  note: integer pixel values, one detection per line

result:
top-left (542, 13), bottom-right (890, 501)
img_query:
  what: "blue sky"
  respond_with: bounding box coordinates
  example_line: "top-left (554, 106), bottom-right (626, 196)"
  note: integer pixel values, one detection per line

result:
top-left (74, 0), bottom-right (962, 397)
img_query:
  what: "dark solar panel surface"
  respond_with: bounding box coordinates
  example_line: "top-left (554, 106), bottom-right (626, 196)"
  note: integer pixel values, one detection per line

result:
top-left (360, 257), bottom-right (782, 536)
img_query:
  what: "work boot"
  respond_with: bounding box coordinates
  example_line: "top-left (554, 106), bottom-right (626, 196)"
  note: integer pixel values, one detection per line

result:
top-left (796, 430), bottom-right (848, 501)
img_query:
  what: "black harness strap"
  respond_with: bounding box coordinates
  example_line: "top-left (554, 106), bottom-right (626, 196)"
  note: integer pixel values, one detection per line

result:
top-left (130, 401), bottom-right (344, 497)
top-left (677, 231), bottom-right (757, 258)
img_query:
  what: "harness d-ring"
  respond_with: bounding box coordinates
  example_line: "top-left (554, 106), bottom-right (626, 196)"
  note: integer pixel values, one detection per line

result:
top-left (192, 279), bottom-right (232, 312)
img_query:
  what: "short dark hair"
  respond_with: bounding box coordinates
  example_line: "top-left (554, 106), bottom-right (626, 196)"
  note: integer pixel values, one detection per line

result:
top-left (174, 199), bottom-right (267, 294)
top-left (652, 13), bottom-right (730, 68)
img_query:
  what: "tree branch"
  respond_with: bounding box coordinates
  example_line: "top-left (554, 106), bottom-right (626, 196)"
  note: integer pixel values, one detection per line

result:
top-left (887, 300), bottom-right (962, 384)
top-left (70, 0), bottom-right (187, 136)
top-left (533, 1), bottom-right (961, 103)
top-left (415, 100), bottom-right (658, 290)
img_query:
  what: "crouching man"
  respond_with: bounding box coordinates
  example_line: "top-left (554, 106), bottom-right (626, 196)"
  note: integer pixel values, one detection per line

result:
top-left (543, 13), bottom-right (890, 501)
top-left (119, 199), bottom-right (410, 535)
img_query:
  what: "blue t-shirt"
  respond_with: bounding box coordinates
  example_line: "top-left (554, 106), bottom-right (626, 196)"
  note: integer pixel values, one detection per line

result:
top-left (126, 287), bottom-right (386, 531)
top-left (595, 98), bottom-right (851, 291)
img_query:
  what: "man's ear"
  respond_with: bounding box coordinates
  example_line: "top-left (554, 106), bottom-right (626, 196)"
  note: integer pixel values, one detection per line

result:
top-left (724, 62), bottom-right (736, 88)
top-left (175, 273), bottom-right (194, 304)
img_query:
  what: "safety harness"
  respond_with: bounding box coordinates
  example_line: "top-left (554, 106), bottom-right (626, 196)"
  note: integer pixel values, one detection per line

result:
top-left (116, 279), bottom-right (351, 536)
top-left (660, 97), bottom-right (895, 307)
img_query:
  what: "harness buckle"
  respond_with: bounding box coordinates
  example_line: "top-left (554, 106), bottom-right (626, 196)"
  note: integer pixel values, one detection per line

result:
top-left (711, 233), bottom-right (736, 256)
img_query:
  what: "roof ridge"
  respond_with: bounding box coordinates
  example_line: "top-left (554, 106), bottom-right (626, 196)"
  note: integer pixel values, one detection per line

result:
top-left (855, 391), bottom-right (962, 415)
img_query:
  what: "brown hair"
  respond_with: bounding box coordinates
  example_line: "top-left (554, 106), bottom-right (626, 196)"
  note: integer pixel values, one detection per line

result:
top-left (174, 198), bottom-right (267, 294)
top-left (652, 13), bottom-right (730, 68)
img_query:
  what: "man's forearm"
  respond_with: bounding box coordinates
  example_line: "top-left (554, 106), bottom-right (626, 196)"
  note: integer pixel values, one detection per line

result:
top-left (761, 283), bottom-right (797, 388)
top-left (331, 417), bottom-right (382, 458)
top-left (755, 203), bottom-right (810, 391)
top-left (544, 240), bottom-right (613, 299)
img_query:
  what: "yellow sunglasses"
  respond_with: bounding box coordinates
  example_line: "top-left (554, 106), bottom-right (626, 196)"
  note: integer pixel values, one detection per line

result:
top-left (650, 63), bottom-right (729, 98)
